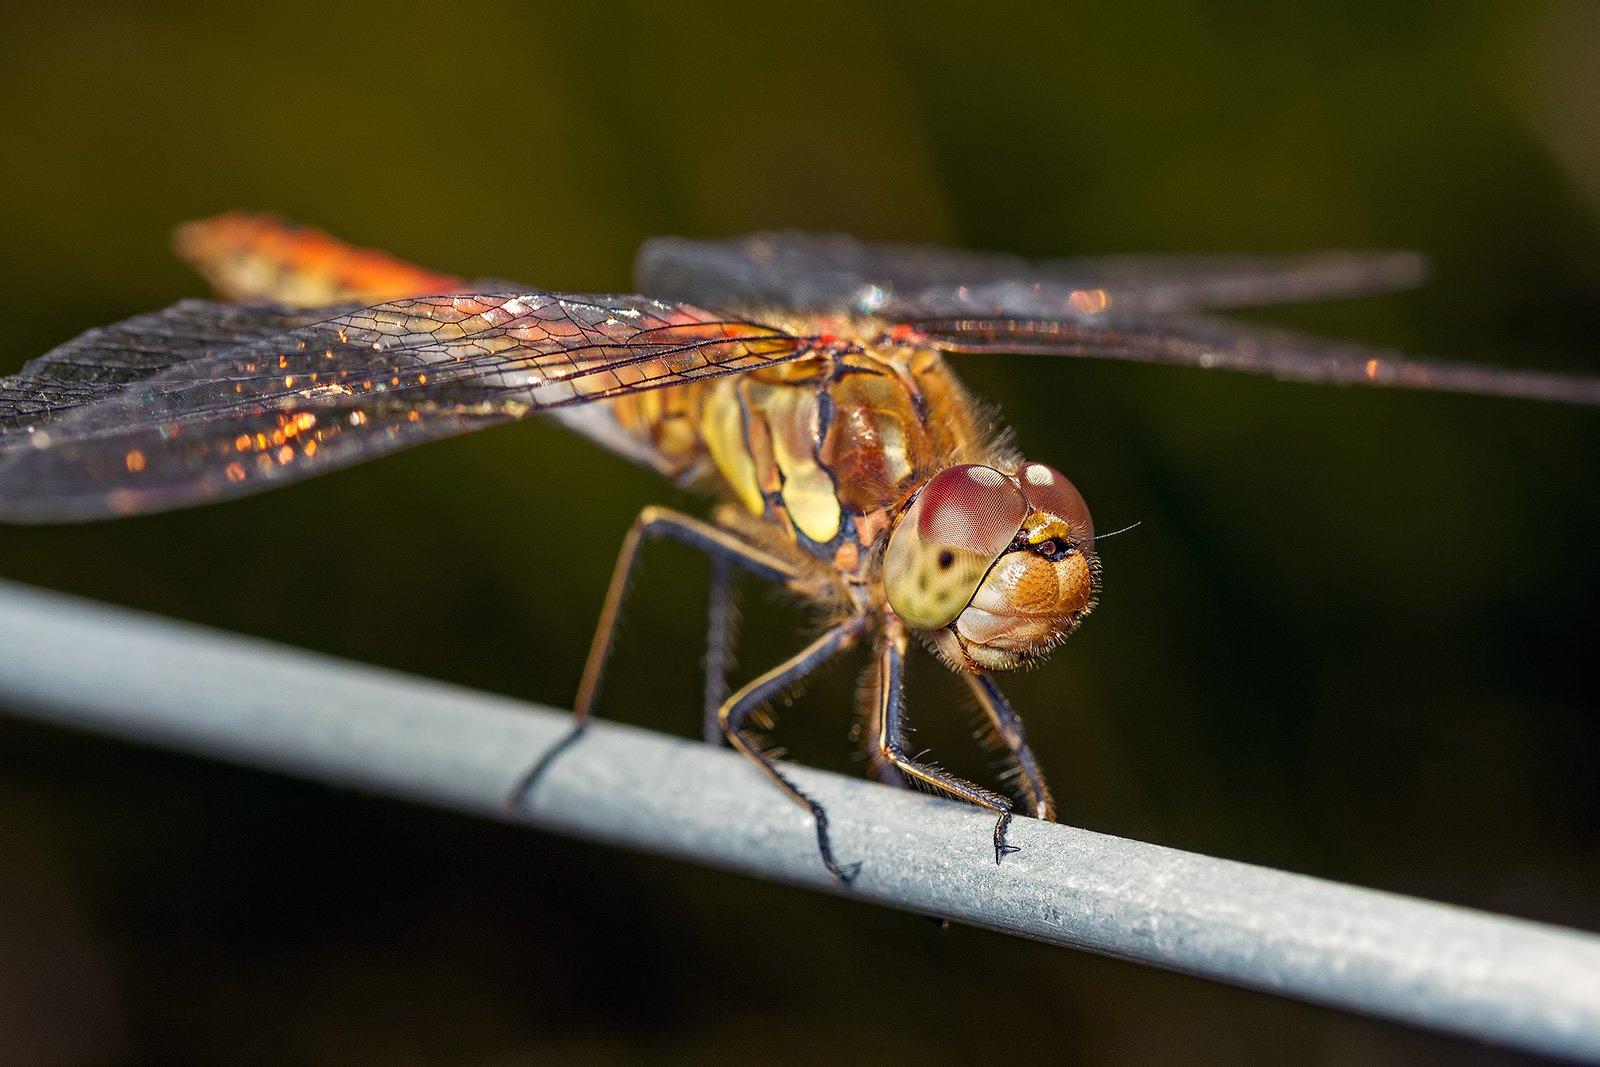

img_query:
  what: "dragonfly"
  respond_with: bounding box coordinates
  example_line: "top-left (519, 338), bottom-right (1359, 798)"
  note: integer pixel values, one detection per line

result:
top-left (1, 214), bottom-right (1595, 881)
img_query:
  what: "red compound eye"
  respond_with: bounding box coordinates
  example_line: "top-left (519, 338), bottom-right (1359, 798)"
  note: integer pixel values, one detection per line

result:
top-left (1016, 462), bottom-right (1094, 542)
top-left (884, 465), bottom-right (1030, 631)
top-left (915, 464), bottom-right (1029, 556)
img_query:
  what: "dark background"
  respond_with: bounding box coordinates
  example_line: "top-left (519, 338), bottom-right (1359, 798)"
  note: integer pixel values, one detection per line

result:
top-left (1, 2), bottom-right (1597, 1062)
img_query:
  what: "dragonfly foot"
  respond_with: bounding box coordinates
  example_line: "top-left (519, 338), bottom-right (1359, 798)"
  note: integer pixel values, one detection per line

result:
top-left (810, 800), bottom-right (861, 883)
top-left (506, 721), bottom-right (591, 813)
top-left (992, 811), bottom-right (1019, 865)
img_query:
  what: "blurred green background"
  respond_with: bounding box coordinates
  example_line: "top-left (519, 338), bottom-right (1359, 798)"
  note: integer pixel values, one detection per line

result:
top-left (1, 1), bottom-right (1597, 1062)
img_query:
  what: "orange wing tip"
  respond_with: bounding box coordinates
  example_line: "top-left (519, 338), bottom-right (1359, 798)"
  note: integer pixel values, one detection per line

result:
top-left (172, 211), bottom-right (466, 307)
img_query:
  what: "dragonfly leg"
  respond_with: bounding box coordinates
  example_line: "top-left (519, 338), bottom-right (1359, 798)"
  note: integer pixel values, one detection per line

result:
top-left (876, 622), bottom-right (1019, 864)
top-left (962, 672), bottom-right (1056, 821)
top-left (720, 617), bottom-right (868, 882)
top-left (575, 506), bottom-right (801, 724)
top-left (508, 506), bottom-right (801, 812)
top-left (702, 554), bottom-right (735, 746)
top-left (854, 662), bottom-right (908, 788)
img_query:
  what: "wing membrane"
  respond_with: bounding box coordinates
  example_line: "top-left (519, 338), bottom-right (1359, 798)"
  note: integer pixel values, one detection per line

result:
top-left (0, 293), bottom-right (803, 521)
top-left (642, 232), bottom-right (1600, 404)
top-left (0, 300), bottom-right (338, 433)
top-left (637, 231), bottom-right (1427, 317)
top-left (921, 312), bottom-right (1600, 406)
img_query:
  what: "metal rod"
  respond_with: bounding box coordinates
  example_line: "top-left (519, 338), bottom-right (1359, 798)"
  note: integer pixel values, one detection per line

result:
top-left (0, 578), bottom-right (1595, 1060)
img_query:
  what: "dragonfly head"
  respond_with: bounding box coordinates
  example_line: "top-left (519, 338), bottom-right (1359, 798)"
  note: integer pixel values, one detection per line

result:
top-left (884, 462), bottom-right (1099, 671)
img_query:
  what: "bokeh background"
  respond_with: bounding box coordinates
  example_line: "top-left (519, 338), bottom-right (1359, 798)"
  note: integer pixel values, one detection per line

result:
top-left (1, 2), bottom-right (1597, 1062)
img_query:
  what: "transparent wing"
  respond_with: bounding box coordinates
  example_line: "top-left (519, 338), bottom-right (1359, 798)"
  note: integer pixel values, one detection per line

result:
top-left (0, 293), bottom-right (803, 521)
top-left (636, 231), bottom-right (1428, 317)
top-left (917, 311), bottom-right (1600, 406)
top-left (638, 232), bottom-right (1598, 405)
top-left (0, 300), bottom-right (334, 429)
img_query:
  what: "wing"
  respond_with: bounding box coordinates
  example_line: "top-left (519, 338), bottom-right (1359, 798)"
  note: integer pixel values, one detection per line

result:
top-left (635, 231), bottom-right (1429, 317)
top-left (914, 311), bottom-right (1600, 407)
top-left (0, 293), bottom-right (804, 522)
top-left (640, 232), bottom-right (1600, 406)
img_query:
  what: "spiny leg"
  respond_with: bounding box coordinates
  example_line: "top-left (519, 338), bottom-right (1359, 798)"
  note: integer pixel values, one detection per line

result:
top-left (508, 505), bottom-right (801, 809)
top-left (720, 617), bottom-right (868, 882)
top-left (573, 506), bottom-right (801, 723)
top-left (855, 661), bottom-right (908, 789)
top-left (963, 672), bottom-right (1056, 822)
top-left (876, 621), bottom-right (1018, 864)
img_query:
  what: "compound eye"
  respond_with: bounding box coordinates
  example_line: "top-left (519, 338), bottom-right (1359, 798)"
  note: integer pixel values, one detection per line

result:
top-left (1017, 462), bottom-right (1094, 543)
top-left (916, 465), bottom-right (1030, 556)
top-left (884, 465), bottom-right (1028, 630)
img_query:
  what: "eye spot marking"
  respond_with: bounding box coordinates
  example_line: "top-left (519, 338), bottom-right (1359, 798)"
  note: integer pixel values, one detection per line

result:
top-left (937, 549), bottom-right (955, 569)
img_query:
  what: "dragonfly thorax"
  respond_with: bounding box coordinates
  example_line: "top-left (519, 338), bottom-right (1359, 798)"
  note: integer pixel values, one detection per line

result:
top-left (884, 462), bottom-right (1099, 671)
top-left (678, 340), bottom-right (993, 558)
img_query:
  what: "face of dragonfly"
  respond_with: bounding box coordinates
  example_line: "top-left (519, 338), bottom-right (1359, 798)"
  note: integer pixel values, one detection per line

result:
top-left (883, 461), bottom-right (1099, 671)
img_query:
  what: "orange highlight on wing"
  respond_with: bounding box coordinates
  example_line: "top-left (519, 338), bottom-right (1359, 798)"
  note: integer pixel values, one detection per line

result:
top-left (173, 212), bottom-right (466, 307)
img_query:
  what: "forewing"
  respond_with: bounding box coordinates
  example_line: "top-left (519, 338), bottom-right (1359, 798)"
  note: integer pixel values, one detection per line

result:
top-left (0, 300), bottom-right (335, 431)
top-left (636, 231), bottom-right (1427, 316)
top-left (0, 293), bottom-right (802, 521)
top-left (920, 311), bottom-right (1600, 406)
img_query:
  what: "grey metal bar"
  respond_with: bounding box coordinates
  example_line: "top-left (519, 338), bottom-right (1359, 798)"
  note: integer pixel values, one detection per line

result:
top-left (0, 578), bottom-right (1595, 1060)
